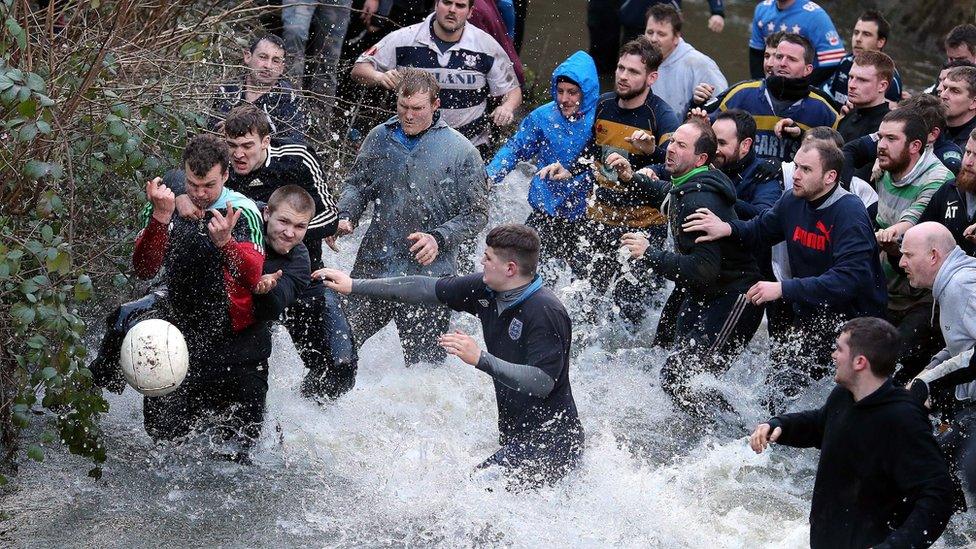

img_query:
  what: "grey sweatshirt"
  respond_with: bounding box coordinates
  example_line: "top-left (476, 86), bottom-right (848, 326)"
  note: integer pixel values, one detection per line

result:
top-left (654, 39), bottom-right (727, 116)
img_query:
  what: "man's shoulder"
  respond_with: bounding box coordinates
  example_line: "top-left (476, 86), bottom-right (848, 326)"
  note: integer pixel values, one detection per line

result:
top-left (376, 22), bottom-right (425, 48)
top-left (521, 287), bottom-right (570, 325)
top-left (269, 142), bottom-right (319, 168)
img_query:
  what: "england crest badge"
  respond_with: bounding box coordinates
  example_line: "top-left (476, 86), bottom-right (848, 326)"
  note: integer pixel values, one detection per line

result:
top-left (508, 318), bottom-right (523, 340)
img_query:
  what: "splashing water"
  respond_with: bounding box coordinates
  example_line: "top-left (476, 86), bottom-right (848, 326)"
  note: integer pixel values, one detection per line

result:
top-left (2, 166), bottom-right (973, 548)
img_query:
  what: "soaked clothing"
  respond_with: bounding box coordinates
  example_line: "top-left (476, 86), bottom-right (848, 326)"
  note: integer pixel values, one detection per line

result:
top-left (842, 133), bottom-right (962, 182)
top-left (768, 380), bottom-right (956, 549)
top-left (525, 211), bottom-right (590, 281)
top-left (351, 273), bottom-right (584, 483)
top-left (585, 91), bottom-right (681, 229)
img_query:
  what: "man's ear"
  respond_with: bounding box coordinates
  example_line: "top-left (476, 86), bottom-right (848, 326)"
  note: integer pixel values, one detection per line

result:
top-left (646, 70), bottom-right (659, 88)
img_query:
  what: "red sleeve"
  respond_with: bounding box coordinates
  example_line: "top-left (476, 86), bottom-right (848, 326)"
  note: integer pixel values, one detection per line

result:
top-left (132, 217), bottom-right (168, 280)
top-left (221, 239), bottom-right (265, 332)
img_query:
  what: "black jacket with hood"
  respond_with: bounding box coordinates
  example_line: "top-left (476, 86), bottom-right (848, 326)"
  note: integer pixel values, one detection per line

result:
top-left (768, 379), bottom-right (956, 549)
top-left (632, 167), bottom-right (760, 298)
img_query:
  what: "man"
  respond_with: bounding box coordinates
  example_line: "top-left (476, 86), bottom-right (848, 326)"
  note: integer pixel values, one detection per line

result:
top-left (873, 110), bottom-right (950, 383)
top-left (317, 224), bottom-right (584, 486)
top-left (944, 24), bottom-right (976, 65)
top-left (335, 69), bottom-right (488, 366)
top-left (918, 129), bottom-right (976, 254)
top-left (748, 0), bottom-right (845, 82)
top-left (902, 223), bottom-right (976, 493)
top-left (690, 31), bottom-right (784, 110)
top-left (643, 4), bottom-right (727, 116)
top-left (940, 66), bottom-right (976, 150)
top-left (587, 0), bottom-right (726, 77)
top-left (132, 135), bottom-right (270, 453)
top-left (351, 0), bottom-right (521, 148)
top-left (610, 120), bottom-right (764, 418)
top-left (684, 141), bottom-right (887, 411)
top-left (835, 50), bottom-right (894, 143)
top-left (539, 37), bottom-right (680, 328)
top-left (714, 33), bottom-right (839, 164)
top-left (211, 35), bottom-right (310, 143)
top-left (821, 10), bottom-right (904, 108)
top-left (749, 317), bottom-right (956, 549)
top-left (183, 105), bottom-right (358, 400)
top-left (281, 0), bottom-right (351, 118)
top-left (710, 109), bottom-right (782, 223)
top-left (843, 93), bottom-right (963, 184)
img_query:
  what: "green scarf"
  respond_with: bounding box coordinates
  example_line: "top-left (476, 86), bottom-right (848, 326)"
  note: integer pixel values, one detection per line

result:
top-left (671, 165), bottom-right (709, 187)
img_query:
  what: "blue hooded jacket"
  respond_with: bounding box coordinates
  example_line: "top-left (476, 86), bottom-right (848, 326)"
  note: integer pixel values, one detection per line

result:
top-left (487, 50), bottom-right (599, 220)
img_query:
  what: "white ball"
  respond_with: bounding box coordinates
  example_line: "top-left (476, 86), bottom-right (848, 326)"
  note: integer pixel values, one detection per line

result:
top-left (119, 319), bottom-right (189, 397)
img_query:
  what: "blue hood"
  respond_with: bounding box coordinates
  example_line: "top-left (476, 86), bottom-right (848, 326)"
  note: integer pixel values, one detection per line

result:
top-left (550, 51), bottom-right (599, 118)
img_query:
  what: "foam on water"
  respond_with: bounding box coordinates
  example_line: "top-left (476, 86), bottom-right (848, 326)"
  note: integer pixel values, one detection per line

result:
top-left (2, 166), bottom-right (973, 547)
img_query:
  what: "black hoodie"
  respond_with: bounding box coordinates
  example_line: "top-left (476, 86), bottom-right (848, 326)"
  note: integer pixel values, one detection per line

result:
top-left (768, 379), bottom-right (956, 549)
top-left (632, 167), bottom-right (760, 298)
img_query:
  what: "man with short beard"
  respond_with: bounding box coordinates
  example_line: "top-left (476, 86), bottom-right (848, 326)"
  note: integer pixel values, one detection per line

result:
top-left (918, 130), bottom-right (976, 255)
top-left (210, 35), bottom-right (310, 143)
top-left (939, 66), bottom-right (976, 150)
top-left (872, 110), bottom-right (951, 383)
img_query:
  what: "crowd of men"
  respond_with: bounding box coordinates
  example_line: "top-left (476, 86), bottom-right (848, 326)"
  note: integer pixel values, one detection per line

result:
top-left (85, 0), bottom-right (976, 545)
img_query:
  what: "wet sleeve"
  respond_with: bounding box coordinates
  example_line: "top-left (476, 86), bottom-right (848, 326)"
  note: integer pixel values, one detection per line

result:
top-left (729, 196), bottom-right (787, 249)
top-left (485, 40), bottom-right (520, 96)
top-left (338, 131), bottom-right (379, 222)
top-left (435, 273), bottom-right (489, 315)
top-left (132, 210), bottom-right (169, 280)
top-left (878, 408), bottom-right (956, 548)
top-left (355, 31), bottom-right (398, 71)
top-left (769, 388), bottom-right (834, 449)
top-left (431, 149), bottom-right (489, 251)
top-left (292, 147), bottom-right (339, 239)
top-left (351, 276), bottom-right (442, 305)
top-left (476, 351), bottom-right (555, 398)
top-left (487, 112), bottom-right (541, 184)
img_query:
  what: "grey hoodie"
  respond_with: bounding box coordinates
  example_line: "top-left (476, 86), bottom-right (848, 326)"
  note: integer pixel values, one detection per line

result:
top-left (918, 246), bottom-right (976, 401)
top-left (654, 38), bottom-right (727, 116)
top-left (338, 114), bottom-right (489, 278)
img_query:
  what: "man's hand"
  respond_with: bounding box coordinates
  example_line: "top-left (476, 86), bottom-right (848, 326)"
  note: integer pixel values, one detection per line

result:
top-left (876, 222), bottom-right (909, 254)
top-left (491, 105), bottom-right (515, 127)
top-left (312, 267), bottom-right (353, 295)
top-left (408, 232), bottom-right (439, 266)
top-left (774, 118), bottom-right (801, 139)
top-left (537, 162), bottom-right (572, 181)
top-left (207, 203), bottom-right (242, 248)
top-left (840, 100), bottom-right (854, 117)
top-left (749, 423), bottom-right (782, 454)
top-left (375, 69), bottom-right (402, 90)
top-left (620, 232), bottom-right (650, 259)
top-left (361, 0), bottom-right (379, 25)
top-left (439, 330), bottom-right (481, 366)
top-left (624, 129), bottom-right (656, 155)
top-left (605, 152), bottom-right (634, 182)
top-left (707, 14), bottom-right (725, 33)
top-left (692, 83), bottom-right (715, 105)
top-left (175, 194), bottom-right (204, 220)
top-left (254, 270), bottom-right (283, 295)
top-left (146, 177), bottom-right (175, 225)
top-left (688, 106), bottom-right (710, 123)
top-left (326, 219), bottom-right (354, 252)
top-left (682, 208), bottom-right (732, 242)
top-left (636, 167), bottom-right (660, 180)
top-left (746, 280), bottom-right (783, 306)
top-left (965, 222), bottom-right (976, 241)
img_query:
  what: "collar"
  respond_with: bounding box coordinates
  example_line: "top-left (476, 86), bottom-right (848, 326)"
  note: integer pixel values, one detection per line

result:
top-left (722, 149), bottom-right (757, 179)
top-left (672, 165), bottom-right (709, 187)
top-left (853, 101), bottom-right (889, 117)
top-left (488, 274), bottom-right (544, 314)
top-left (808, 181), bottom-right (839, 209)
top-left (415, 13), bottom-right (466, 51)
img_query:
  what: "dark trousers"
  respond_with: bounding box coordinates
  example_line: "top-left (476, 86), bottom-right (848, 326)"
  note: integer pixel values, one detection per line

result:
top-left (526, 210), bottom-right (589, 281)
top-left (283, 287), bottom-right (359, 400)
top-left (89, 291), bottom-right (166, 394)
top-left (477, 429), bottom-right (584, 489)
top-left (765, 317), bottom-right (838, 415)
top-left (890, 303), bottom-right (945, 385)
top-left (937, 403), bottom-right (976, 511)
top-left (347, 294), bottom-right (452, 366)
top-left (657, 289), bottom-right (765, 419)
top-left (143, 359), bottom-right (270, 450)
top-left (588, 221), bottom-right (668, 327)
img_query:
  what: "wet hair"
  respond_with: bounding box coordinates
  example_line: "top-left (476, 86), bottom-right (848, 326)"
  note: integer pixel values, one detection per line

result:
top-left (857, 10), bottom-right (890, 43)
top-left (798, 141), bottom-right (844, 178)
top-left (397, 68), bottom-right (440, 103)
top-left (267, 184), bottom-right (315, 218)
top-left (803, 126), bottom-right (844, 148)
top-left (485, 224), bottom-right (541, 277)
top-left (899, 92), bottom-right (948, 134)
top-left (713, 109), bottom-right (756, 142)
top-left (686, 119), bottom-right (717, 165)
top-left (618, 36), bottom-right (664, 73)
top-left (945, 24), bottom-right (976, 55)
top-left (779, 33), bottom-right (815, 66)
top-left (183, 134), bottom-right (231, 177)
top-left (840, 317), bottom-right (901, 377)
top-left (852, 50), bottom-right (894, 84)
top-left (945, 66), bottom-right (976, 98)
top-left (646, 3), bottom-right (682, 35)
top-left (882, 108), bottom-right (931, 149)
top-left (765, 30), bottom-right (786, 49)
top-left (224, 104), bottom-right (272, 139)
top-left (249, 34), bottom-right (285, 54)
